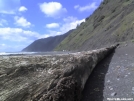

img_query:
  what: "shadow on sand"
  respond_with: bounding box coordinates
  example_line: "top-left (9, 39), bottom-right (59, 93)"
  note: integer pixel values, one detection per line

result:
top-left (81, 51), bottom-right (115, 101)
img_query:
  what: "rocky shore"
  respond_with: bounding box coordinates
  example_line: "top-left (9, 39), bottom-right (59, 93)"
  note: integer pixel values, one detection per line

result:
top-left (0, 45), bottom-right (117, 101)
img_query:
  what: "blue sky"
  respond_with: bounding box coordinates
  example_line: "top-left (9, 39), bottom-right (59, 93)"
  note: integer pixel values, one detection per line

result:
top-left (0, 0), bottom-right (102, 52)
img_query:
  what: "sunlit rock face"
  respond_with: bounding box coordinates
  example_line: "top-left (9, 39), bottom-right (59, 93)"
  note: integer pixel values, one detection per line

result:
top-left (0, 45), bottom-right (118, 101)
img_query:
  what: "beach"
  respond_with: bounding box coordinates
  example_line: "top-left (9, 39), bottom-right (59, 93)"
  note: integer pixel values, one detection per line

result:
top-left (82, 42), bottom-right (134, 101)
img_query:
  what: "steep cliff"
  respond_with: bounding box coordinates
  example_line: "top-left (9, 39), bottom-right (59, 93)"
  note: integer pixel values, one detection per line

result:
top-left (55, 0), bottom-right (134, 51)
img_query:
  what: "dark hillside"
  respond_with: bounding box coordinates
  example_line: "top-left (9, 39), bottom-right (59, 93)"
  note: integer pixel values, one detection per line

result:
top-left (55, 0), bottom-right (134, 51)
top-left (22, 29), bottom-right (74, 52)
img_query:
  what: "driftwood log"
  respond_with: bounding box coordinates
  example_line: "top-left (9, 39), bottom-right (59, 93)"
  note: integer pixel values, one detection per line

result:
top-left (0, 45), bottom-right (118, 101)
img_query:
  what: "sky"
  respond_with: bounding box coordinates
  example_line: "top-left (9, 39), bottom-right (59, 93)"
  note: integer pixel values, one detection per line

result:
top-left (0, 0), bottom-right (102, 52)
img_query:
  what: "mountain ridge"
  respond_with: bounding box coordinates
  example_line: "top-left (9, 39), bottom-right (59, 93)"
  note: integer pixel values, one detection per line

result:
top-left (55, 0), bottom-right (134, 51)
top-left (23, 0), bottom-right (134, 52)
top-left (22, 29), bottom-right (74, 52)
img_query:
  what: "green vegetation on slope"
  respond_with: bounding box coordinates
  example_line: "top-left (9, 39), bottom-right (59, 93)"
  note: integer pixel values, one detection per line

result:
top-left (55, 0), bottom-right (134, 51)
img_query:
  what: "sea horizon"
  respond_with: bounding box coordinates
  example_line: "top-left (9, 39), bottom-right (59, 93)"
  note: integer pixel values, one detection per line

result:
top-left (0, 51), bottom-right (72, 56)
top-left (0, 52), bottom-right (37, 56)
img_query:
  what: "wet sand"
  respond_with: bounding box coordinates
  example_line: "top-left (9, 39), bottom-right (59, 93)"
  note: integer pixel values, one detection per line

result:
top-left (82, 42), bottom-right (134, 101)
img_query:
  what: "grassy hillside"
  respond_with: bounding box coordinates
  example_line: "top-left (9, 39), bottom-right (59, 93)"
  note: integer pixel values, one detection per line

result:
top-left (55, 0), bottom-right (134, 51)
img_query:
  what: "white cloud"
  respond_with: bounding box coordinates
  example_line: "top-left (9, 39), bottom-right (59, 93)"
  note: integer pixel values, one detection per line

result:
top-left (0, 28), bottom-right (40, 42)
top-left (0, 19), bottom-right (8, 26)
top-left (0, 0), bottom-right (20, 14)
top-left (1, 44), bottom-right (6, 46)
top-left (19, 6), bottom-right (27, 12)
top-left (14, 16), bottom-right (32, 28)
top-left (0, 17), bottom-right (85, 51)
top-left (46, 23), bottom-right (59, 28)
top-left (74, 5), bottom-right (80, 9)
top-left (0, 43), bottom-right (27, 52)
top-left (74, 2), bottom-right (98, 12)
top-left (60, 16), bottom-right (85, 33)
top-left (43, 16), bottom-right (85, 38)
top-left (0, 44), bottom-right (7, 52)
top-left (0, 10), bottom-right (15, 14)
top-left (0, 28), bottom-right (49, 51)
top-left (39, 2), bottom-right (67, 18)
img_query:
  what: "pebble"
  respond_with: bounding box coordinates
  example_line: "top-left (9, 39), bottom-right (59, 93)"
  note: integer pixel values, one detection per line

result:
top-left (124, 75), bottom-right (128, 78)
top-left (94, 88), bottom-right (100, 91)
top-left (111, 92), bottom-right (117, 96)
top-left (107, 80), bottom-right (111, 83)
top-left (131, 87), bottom-right (134, 94)
top-left (132, 87), bottom-right (134, 91)
top-left (125, 44), bottom-right (127, 46)
top-left (117, 78), bottom-right (120, 81)
top-left (109, 86), bottom-right (113, 90)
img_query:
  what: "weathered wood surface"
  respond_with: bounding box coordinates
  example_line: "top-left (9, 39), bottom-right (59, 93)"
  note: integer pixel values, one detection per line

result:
top-left (0, 45), bottom-right (118, 101)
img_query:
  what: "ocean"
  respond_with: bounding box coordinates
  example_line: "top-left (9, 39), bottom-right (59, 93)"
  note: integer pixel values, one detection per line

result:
top-left (0, 51), bottom-right (71, 56)
top-left (0, 52), bottom-right (37, 56)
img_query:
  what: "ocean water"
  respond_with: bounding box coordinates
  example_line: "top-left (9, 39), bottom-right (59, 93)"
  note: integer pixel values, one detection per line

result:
top-left (0, 52), bottom-right (37, 56)
top-left (0, 51), bottom-right (71, 56)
